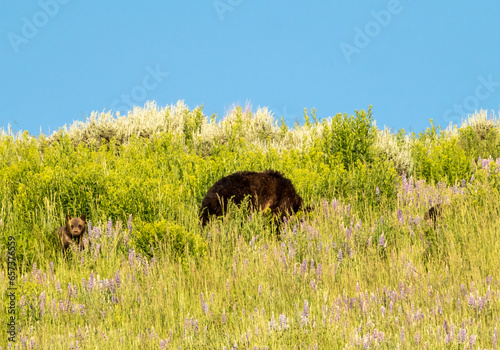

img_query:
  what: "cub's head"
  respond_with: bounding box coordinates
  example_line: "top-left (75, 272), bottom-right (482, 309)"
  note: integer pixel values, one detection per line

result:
top-left (65, 215), bottom-right (86, 237)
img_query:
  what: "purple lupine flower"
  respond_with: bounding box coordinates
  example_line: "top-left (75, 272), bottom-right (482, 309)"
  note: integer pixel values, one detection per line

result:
top-left (20, 295), bottom-right (27, 316)
top-left (93, 226), bottom-right (101, 240)
top-left (300, 259), bottom-right (307, 274)
top-left (355, 219), bottom-right (362, 231)
top-left (486, 275), bottom-right (492, 284)
top-left (469, 334), bottom-right (476, 348)
top-left (115, 271), bottom-right (121, 288)
top-left (106, 218), bottom-right (112, 238)
top-left (323, 199), bottom-right (329, 218)
top-left (402, 171), bottom-right (408, 190)
top-left (397, 209), bottom-right (404, 224)
top-left (80, 304), bottom-right (85, 316)
top-left (109, 280), bottom-right (116, 293)
top-left (461, 327), bottom-right (467, 343)
top-left (21, 336), bottom-right (27, 348)
top-left (378, 234), bottom-right (386, 248)
top-left (316, 263), bottom-right (322, 278)
top-left (93, 243), bottom-right (100, 260)
top-left (36, 269), bottom-right (42, 284)
top-left (482, 157), bottom-right (491, 170)
top-left (269, 314), bottom-right (277, 330)
top-left (400, 327), bottom-right (405, 347)
top-left (337, 249), bottom-right (343, 264)
top-left (310, 279), bottom-right (317, 292)
top-left (278, 314), bottom-right (287, 329)
top-left (87, 221), bottom-right (92, 240)
top-left (345, 225), bottom-right (352, 240)
top-left (468, 293), bottom-right (475, 308)
top-left (200, 293), bottom-right (208, 315)
top-left (127, 214), bottom-right (133, 234)
top-left (81, 278), bottom-right (86, 292)
top-left (88, 272), bottom-right (95, 292)
top-left (56, 279), bottom-right (62, 293)
top-left (49, 262), bottom-right (54, 276)
top-left (375, 187), bottom-right (380, 196)
top-left (128, 249), bottom-right (136, 266)
top-left (39, 292), bottom-right (46, 317)
top-left (303, 299), bottom-right (309, 318)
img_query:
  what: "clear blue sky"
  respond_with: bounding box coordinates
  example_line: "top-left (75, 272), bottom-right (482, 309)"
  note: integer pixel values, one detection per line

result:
top-left (1, 1), bottom-right (500, 136)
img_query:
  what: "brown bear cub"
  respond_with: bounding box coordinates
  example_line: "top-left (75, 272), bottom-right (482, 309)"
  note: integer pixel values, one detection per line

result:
top-left (424, 204), bottom-right (442, 227)
top-left (57, 215), bottom-right (87, 253)
top-left (200, 170), bottom-right (304, 226)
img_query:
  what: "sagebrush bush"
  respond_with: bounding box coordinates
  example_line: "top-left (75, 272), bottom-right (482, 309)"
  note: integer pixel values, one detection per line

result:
top-left (374, 127), bottom-right (414, 175)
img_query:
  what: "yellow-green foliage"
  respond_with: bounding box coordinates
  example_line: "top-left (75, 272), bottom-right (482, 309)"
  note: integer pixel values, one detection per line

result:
top-left (132, 219), bottom-right (207, 263)
top-left (1, 106), bottom-right (500, 348)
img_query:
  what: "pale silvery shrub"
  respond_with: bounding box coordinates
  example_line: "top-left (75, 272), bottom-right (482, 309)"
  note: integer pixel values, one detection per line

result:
top-left (373, 127), bottom-right (413, 175)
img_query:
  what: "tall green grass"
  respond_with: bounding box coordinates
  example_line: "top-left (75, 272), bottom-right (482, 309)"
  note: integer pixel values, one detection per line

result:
top-left (1, 104), bottom-right (499, 348)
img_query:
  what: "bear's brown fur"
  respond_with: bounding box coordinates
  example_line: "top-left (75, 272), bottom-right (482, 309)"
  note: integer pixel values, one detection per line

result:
top-left (57, 215), bottom-right (87, 253)
top-left (200, 170), bottom-right (304, 226)
top-left (424, 204), bottom-right (442, 227)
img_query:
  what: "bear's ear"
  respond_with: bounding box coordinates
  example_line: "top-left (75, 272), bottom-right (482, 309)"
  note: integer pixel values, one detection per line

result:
top-left (66, 214), bottom-right (72, 222)
top-left (80, 214), bottom-right (87, 222)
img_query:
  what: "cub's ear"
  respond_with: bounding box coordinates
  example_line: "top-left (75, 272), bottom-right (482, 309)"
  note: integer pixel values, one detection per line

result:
top-left (65, 214), bottom-right (72, 222)
top-left (80, 214), bottom-right (87, 222)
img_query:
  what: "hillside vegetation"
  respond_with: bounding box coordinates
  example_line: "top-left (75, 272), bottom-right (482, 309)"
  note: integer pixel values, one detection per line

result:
top-left (0, 102), bottom-right (499, 349)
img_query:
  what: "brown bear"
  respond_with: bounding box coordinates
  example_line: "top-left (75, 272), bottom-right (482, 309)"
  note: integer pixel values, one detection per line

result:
top-left (200, 170), bottom-right (304, 226)
top-left (57, 215), bottom-right (87, 254)
top-left (424, 204), bottom-right (442, 227)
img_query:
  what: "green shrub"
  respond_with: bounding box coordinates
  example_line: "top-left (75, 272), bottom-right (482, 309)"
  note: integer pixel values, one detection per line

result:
top-left (411, 120), bottom-right (472, 184)
top-left (321, 106), bottom-right (376, 169)
top-left (131, 219), bottom-right (207, 263)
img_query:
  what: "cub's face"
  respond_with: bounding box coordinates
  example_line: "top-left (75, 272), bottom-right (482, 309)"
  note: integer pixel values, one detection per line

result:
top-left (66, 215), bottom-right (86, 237)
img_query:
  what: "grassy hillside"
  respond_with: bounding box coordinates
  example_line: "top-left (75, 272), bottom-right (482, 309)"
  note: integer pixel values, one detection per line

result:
top-left (1, 102), bottom-right (499, 348)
